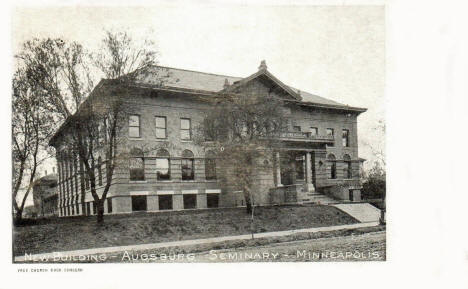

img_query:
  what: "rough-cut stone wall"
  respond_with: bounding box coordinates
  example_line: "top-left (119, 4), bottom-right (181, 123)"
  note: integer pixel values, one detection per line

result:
top-left (53, 77), bottom-right (365, 215)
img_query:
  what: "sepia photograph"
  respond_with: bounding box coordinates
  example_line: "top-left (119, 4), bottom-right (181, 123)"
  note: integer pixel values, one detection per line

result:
top-left (5, 1), bottom-right (468, 289)
top-left (11, 4), bottom-right (386, 264)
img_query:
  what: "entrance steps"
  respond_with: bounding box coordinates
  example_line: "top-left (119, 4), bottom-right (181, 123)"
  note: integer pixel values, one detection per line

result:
top-left (298, 192), bottom-right (339, 205)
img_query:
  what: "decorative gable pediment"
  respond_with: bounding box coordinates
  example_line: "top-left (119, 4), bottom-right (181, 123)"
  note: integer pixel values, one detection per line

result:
top-left (221, 61), bottom-right (302, 101)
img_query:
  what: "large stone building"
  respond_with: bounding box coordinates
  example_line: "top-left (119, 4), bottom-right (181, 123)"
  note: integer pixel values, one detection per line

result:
top-left (50, 61), bottom-right (366, 217)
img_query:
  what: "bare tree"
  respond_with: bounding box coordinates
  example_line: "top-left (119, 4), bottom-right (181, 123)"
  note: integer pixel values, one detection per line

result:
top-left (196, 92), bottom-right (288, 215)
top-left (16, 31), bottom-right (163, 223)
top-left (12, 68), bottom-right (54, 224)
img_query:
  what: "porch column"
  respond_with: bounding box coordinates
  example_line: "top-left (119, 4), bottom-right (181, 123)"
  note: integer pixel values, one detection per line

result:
top-left (275, 152), bottom-right (282, 187)
top-left (305, 152), bottom-right (315, 192)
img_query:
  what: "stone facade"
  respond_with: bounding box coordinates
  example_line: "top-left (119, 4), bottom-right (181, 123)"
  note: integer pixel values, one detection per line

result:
top-left (50, 63), bottom-right (366, 217)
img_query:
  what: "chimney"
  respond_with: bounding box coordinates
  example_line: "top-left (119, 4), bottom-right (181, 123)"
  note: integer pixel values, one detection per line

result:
top-left (223, 78), bottom-right (230, 89)
top-left (258, 60), bottom-right (267, 71)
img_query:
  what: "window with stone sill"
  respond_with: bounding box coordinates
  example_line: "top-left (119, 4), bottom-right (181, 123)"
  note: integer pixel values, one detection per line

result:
top-left (155, 116), bottom-right (167, 139)
top-left (129, 115), bottom-right (141, 138)
top-left (180, 118), bottom-right (191, 140)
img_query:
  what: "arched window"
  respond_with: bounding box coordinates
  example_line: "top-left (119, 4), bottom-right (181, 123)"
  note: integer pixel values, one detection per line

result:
top-left (156, 149), bottom-right (171, 180)
top-left (181, 150), bottom-right (194, 181)
top-left (129, 148), bottom-right (145, 181)
top-left (343, 154), bottom-right (352, 179)
top-left (205, 151), bottom-right (217, 180)
top-left (328, 154), bottom-right (337, 179)
top-left (98, 157), bottom-right (103, 186)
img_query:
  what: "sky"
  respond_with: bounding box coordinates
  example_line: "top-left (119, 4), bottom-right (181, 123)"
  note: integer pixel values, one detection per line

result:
top-left (12, 4), bottom-right (385, 206)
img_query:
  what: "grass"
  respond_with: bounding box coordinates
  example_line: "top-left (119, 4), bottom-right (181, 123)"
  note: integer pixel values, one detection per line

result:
top-left (13, 204), bottom-right (358, 256)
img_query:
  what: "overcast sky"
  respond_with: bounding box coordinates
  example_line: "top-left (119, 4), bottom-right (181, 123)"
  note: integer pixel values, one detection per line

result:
top-left (13, 5), bottom-right (385, 205)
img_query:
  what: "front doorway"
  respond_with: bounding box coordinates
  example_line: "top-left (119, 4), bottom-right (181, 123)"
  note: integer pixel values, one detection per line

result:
top-left (280, 152), bottom-right (306, 185)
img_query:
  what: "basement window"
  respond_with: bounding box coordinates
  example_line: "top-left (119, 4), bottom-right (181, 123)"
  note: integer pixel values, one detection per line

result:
top-left (183, 194), bottom-right (197, 209)
top-left (158, 195), bottom-right (173, 210)
top-left (132, 195), bottom-right (147, 211)
top-left (207, 194), bottom-right (219, 208)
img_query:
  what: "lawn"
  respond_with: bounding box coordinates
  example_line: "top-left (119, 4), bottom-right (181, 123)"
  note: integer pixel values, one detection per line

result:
top-left (13, 204), bottom-right (358, 256)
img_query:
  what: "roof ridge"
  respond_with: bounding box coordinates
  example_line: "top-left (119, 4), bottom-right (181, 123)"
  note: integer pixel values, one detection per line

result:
top-left (154, 65), bottom-right (243, 79)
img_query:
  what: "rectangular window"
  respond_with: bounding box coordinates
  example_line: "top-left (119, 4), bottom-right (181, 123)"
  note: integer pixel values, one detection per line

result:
top-left (207, 194), bottom-right (219, 208)
top-left (293, 126), bottom-right (301, 132)
top-left (155, 116), bottom-right (167, 139)
top-left (107, 198), bottom-right (112, 213)
top-left (86, 202), bottom-right (91, 216)
top-left (158, 195), bottom-right (173, 210)
top-left (342, 129), bottom-right (349, 147)
top-left (183, 194), bottom-right (197, 209)
top-left (309, 127), bottom-right (318, 136)
top-left (180, 118), bottom-right (191, 140)
top-left (131, 195), bottom-right (147, 211)
top-left (129, 115), bottom-right (140, 138)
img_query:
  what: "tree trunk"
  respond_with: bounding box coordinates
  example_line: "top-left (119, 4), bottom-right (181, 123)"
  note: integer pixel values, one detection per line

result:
top-left (96, 199), bottom-right (105, 224)
top-left (15, 209), bottom-right (23, 226)
top-left (245, 194), bottom-right (252, 214)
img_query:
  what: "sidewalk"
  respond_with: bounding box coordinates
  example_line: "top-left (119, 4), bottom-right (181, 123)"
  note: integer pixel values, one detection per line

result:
top-left (14, 221), bottom-right (379, 262)
top-left (333, 203), bottom-right (381, 223)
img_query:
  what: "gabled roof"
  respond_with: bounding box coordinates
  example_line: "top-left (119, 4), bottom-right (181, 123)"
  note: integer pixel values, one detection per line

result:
top-left (135, 62), bottom-right (364, 110)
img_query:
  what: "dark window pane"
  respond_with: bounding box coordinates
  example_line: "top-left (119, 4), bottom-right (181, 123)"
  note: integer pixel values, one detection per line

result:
top-left (183, 194), bottom-right (197, 209)
top-left (158, 195), bottom-right (173, 210)
top-left (330, 162), bottom-right (337, 179)
top-left (132, 195), bottom-right (147, 211)
top-left (207, 194), bottom-right (219, 208)
top-left (342, 129), bottom-right (349, 147)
